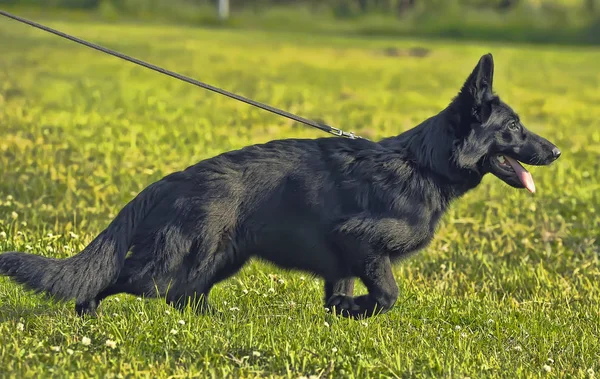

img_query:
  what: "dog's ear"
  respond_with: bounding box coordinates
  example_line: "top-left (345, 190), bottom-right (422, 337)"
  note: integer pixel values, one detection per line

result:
top-left (459, 53), bottom-right (495, 121)
top-left (475, 53), bottom-right (494, 99)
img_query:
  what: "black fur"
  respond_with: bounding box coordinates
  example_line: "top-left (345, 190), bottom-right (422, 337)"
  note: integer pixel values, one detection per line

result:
top-left (0, 54), bottom-right (561, 318)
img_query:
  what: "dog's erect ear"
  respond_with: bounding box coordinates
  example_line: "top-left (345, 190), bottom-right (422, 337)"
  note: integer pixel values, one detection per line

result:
top-left (474, 53), bottom-right (494, 100)
top-left (461, 53), bottom-right (494, 106)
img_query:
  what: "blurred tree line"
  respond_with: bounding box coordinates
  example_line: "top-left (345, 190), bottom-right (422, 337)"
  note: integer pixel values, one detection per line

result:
top-left (0, 0), bottom-right (597, 15)
top-left (2, 0), bottom-right (599, 45)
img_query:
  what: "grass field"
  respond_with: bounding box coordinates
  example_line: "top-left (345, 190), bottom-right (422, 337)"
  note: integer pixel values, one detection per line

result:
top-left (0, 15), bottom-right (600, 378)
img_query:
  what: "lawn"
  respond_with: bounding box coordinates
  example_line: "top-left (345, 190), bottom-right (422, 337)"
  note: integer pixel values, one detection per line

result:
top-left (0, 14), bottom-right (599, 378)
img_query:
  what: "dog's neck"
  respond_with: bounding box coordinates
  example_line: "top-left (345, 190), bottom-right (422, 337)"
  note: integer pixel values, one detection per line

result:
top-left (378, 106), bottom-right (484, 201)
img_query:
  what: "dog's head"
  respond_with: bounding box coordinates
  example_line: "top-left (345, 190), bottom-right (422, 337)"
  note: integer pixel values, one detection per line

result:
top-left (453, 53), bottom-right (561, 193)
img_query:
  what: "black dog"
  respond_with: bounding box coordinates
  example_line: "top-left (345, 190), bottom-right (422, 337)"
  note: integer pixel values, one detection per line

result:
top-left (0, 54), bottom-right (561, 318)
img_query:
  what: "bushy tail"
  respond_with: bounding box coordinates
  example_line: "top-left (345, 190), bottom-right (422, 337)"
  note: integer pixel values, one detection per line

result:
top-left (0, 181), bottom-right (167, 303)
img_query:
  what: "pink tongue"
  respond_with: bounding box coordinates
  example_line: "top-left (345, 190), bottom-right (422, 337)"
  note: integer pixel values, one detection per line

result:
top-left (504, 156), bottom-right (536, 193)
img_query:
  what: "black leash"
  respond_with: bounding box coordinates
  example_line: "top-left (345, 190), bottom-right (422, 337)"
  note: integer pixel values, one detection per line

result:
top-left (0, 10), bottom-right (363, 140)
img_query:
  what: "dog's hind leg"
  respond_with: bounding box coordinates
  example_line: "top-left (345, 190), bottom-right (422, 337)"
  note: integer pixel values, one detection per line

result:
top-left (166, 243), bottom-right (249, 315)
top-left (168, 289), bottom-right (212, 314)
top-left (74, 284), bottom-right (136, 316)
top-left (75, 272), bottom-right (167, 316)
top-left (74, 239), bottom-right (189, 316)
top-left (74, 284), bottom-right (134, 317)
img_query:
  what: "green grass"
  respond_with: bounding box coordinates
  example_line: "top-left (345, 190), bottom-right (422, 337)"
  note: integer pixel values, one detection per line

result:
top-left (0, 15), bottom-right (599, 378)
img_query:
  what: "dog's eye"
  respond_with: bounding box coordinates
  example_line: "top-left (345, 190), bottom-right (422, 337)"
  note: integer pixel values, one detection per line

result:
top-left (508, 121), bottom-right (518, 131)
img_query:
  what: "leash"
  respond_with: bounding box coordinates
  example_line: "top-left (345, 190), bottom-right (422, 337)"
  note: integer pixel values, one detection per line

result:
top-left (0, 10), bottom-right (364, 140)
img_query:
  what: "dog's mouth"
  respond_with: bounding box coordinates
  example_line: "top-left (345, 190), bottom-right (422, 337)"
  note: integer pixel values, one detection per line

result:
top-left (491, 155), bottom-right (536, 193)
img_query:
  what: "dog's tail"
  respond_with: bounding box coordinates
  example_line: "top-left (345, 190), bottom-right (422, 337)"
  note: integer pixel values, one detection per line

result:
top-left (0, 181), bottom-right (167, 303)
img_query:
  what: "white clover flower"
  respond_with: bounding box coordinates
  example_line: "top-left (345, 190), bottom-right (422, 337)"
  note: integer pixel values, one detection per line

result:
top-left (268, 288), bottom-right (275, 293)
top-left (543, 365), bottom-right (551, 373)
top-left (278, 279), bottom-right (284, 284)
top-left (105, 340), bottom-right (117, 349)
top-left (11, 211), bottom-right (18, 219)
top-left (16, 322), bottom-right (24, 331)
top-left (66, 349), bottom-right (74, 355)
top-left (454, 325), bottom-right (461, 331)
top-left (299, 276), bottom-right (305, 281)
top-left (50, 346), bottom-right (60, 352)
top-left (514, 345), bottom-right (523, 352)
top-left (331, 347), bottom-right (338, 353)
top-left (170, 329), bottom-right (178, 335)
top-left (0, 231), bottom-right (6, 239)
top-left (178, 320), bottom-right (185, 325)
top-left (81, 337), bottom-right (91, 346)
top-left (242, 289), bottom-right (249, 294)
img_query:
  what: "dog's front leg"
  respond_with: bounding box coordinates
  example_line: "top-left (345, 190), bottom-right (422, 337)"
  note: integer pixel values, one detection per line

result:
top-left (350, 255), bottom-right (398, 319)
top-left (324, 278), bottom-right (357, 316)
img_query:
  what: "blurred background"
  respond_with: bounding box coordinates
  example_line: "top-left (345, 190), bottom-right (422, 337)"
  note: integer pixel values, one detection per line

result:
top-left (1, 0), bottom-right (600, 45)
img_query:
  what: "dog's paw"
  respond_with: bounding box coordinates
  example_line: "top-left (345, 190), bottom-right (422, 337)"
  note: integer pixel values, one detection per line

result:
top-left (75, 300), bottom-right (99, 318)
top-left (348, 295), bottom-right (390, 319)
top-left (325, 293), bottom-right (359, 317)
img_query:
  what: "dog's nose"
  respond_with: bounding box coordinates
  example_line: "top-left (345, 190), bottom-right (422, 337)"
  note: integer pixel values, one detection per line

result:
top-left (552, 147), bottom-right (561, 159)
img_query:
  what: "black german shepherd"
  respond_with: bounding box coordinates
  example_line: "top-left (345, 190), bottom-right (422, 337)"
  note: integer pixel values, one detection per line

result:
top-left (0, 54), bottom-right (561, 318)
